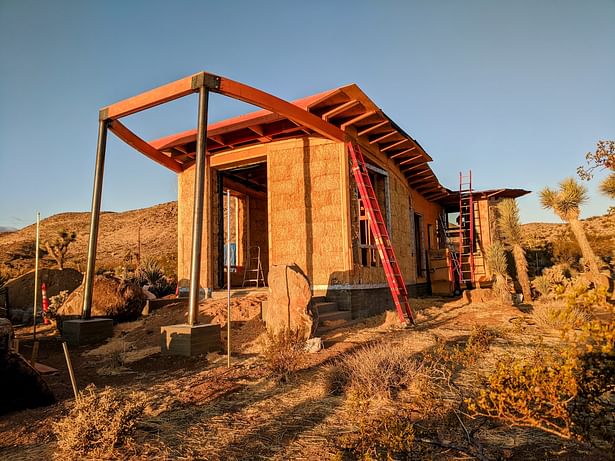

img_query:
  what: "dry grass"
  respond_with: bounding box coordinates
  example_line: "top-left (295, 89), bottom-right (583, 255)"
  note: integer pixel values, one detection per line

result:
top-left (52, 385), bottom-right (148, 459)
top-left (262, 328), bottom-right (306, 382)
top-left (324, 340), bottom-right (424, 404)
top-left (531, 300), bottom-right (590, 330)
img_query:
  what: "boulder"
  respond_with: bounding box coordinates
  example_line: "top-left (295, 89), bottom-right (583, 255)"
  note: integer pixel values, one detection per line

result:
top-left (265, 264), bottom-right (317, 339)
top-left (5, 268), bottom-right (82, 310)
top-left (57, 275), bottom-right (145, 322)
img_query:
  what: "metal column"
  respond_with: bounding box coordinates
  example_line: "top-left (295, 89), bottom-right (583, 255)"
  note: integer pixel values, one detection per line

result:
top-left (82, 120), bottom-right (108, 319)
top-left (188, 85), bottom-right (210, 326)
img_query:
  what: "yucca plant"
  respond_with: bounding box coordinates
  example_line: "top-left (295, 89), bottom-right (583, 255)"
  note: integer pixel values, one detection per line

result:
top-left (485, 241), bottom-right (511, 304)
top-left (497, 199), bottom-right (532, 302)
top-left (540, 178), bottom-right (603, 287)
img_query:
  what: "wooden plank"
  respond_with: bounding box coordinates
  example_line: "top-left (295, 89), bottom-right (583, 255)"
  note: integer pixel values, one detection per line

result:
top-left (381, 139), bottom-right (409, 152)
top-left (223, 177), bottom-right (267, 200)
top-left (369, 130), bottom-right (398, 144)
top-left (322, 99), bottom-right (359, 121)
top-left (102, 74), bottom-right (197, 120)
top-left (357, 120), bottom-right (389, 137)
top-left (401, 163), bottom-right (428, 173)
top-left (108, 120), bottom-right (183, 173)
top-left (398, 154), bottom-right (423, 165)
top-left (217, 78), bottom-right (345, 142)
top-left (340, 110), bottom-right (377, 129)
top-left (390, 147), bottom-right (417, 159)
top-left (210, 145), bottom-right (267, 168)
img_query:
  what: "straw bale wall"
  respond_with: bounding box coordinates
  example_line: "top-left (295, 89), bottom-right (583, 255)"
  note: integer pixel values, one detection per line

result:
top-left (268, 138), bottom-right (347, 287)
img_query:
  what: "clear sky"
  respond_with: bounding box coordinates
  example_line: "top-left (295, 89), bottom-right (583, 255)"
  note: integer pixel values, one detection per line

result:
top-left (1, 0), bottom-right (614, 229)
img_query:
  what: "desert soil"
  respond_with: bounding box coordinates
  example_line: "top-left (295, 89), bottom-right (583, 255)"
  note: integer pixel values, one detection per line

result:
top-left (1, 295), bottom-right (610, 461)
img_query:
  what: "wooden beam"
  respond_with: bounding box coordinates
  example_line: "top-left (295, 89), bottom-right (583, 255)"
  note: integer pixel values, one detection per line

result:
top-left (369, 130), bottom-right (398, 144)
top-left (322, 99), bottom-right (359, 121)
top-left (217, 77), bottom-right (345, 142)
top-left (101, 75), bottom-right (198, 120)
top-left (398, 154), bottom-right (423, 165)
top-left (340, 110), bottom-right (377, 129)
top-left (390, 147), bottom-right (417, 159)
top-left (357, 120), bottom-right (389, 137)
top-left (381, 139), bottom-right (408, 152)
top-left (408, 176), bottom-right (435, 188)
top-left (415, 181), bottom-right (439, 191)
top-left (210, 145), bottom-right (267, 168)
top-left (222, 177), bottom-right (267, 200)
top-left (108, 120), bottom-right (183, 173)
top-left (401, 163), bottom-right (429, 173)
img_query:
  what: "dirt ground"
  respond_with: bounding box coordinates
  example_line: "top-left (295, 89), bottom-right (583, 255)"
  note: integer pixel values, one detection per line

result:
top-left (0, 295), bottom-right (610, 461)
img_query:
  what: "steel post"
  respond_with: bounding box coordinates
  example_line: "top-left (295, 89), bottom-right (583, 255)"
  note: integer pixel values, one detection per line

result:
top-left (188, 86), bottom-right (209, 325)
top-left (82, 120), bottom-right (108, 319)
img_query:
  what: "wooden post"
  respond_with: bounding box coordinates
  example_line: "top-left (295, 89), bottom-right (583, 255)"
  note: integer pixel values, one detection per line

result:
top-left (62, 342), bottom-right (79, 400)
top-left (227, 190), bottom-right (231, 368)
top-left (33, 212), bottom-right (40, 340)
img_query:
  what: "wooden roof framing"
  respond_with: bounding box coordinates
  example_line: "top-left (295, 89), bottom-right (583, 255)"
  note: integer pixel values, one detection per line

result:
top-left (146, 80), bottom-right (448, 201)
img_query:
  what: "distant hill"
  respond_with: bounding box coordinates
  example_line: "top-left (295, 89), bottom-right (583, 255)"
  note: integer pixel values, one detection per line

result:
top-left (521, 213), bottom-right (615, 258)
top-left (0, 226), bottom-right (17, 234)
top-left (0, 202), bottom-right (177, 278)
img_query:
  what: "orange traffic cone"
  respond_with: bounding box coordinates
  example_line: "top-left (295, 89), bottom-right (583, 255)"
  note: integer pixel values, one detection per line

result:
top-left (41, 282), bottom-right (50, 325)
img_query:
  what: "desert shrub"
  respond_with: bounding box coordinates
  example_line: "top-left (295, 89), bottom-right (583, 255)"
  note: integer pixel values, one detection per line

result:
top-left (135, 258), bottom-right (175, 298)
top-left (563, 279), bottom-right (608, 311)
top-left (326, 341), bottom-right (421, 403)
top-left (262, 328), bottom-right (305, 382)
top-left (431, 325), bottom-right (499, 368)
top-left (338, 410), bottom-right (415, 461)
top-left (53, 384), bottom-right (147, 458)
top-left (468, 311), bottom-right (615, 448)
top-left (532, 301), bottom-right (590, 330)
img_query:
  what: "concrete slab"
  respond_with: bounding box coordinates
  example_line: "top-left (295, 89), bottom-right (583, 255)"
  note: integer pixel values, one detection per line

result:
top-left (62, 318), bottom-right (114, 346)
top-left (160, 323), bottom-right (221, 356)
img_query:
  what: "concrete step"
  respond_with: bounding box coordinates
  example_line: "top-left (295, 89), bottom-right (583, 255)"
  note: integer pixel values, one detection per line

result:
top-left (313, 301), bottom-right (338, 314)
top-left (317, 310), bottom-right (352, 323)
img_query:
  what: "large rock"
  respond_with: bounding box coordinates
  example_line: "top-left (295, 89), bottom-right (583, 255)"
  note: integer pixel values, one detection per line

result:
top-left (5, 268), bottom-right (82, 310)
top-left (265, 264), bottom-right (316, 339)
top-left (57, 275), bottom-right (145, 322)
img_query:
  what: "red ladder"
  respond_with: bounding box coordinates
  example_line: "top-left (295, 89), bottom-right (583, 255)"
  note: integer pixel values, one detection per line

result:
top-left (459, 171), bottom-right (475, 286)
top-left (348, 142), bottom-right (415, 325)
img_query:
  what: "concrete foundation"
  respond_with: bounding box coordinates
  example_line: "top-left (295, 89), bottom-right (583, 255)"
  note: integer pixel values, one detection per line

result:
top-left (160, 323), bottom-right (221, 356)
top-left (62, 318), bottom-right (114, 346)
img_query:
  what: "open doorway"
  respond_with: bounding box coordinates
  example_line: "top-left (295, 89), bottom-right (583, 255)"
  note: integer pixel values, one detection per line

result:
top-left (217, 162), bottom-right (268, 288)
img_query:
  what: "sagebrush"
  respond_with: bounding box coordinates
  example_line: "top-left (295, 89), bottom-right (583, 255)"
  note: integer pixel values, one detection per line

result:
top-left (53, 385), bottom-right (148, 458)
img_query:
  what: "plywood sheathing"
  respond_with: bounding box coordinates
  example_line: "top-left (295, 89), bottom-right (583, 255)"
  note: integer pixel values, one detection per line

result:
top-left (268, 138), bottom-right (348, 287)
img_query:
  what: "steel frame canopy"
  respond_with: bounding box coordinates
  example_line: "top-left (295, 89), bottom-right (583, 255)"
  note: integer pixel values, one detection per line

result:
top-left (83, 71), bottom-right (345, 326)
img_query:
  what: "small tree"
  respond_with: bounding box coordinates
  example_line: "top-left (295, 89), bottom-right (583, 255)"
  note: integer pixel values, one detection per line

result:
top-left (43, 229), bottom-right (77, 270)
top-left (496, 199), bottom-right (532, 302)
top-left (540, 179), bottom-right (603, 286)
top-left (485, 241), bottom-right (511, 304)
top-left (578, 140), bottom-right (615, 200)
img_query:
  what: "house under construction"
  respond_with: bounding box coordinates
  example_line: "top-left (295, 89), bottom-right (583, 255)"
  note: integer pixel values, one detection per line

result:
top-left (79, 72), bottom-right (529, 327)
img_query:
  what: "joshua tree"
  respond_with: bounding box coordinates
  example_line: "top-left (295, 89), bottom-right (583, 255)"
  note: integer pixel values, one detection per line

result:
top-left (540, 178), bottom-right (603, 285)
top-left (43, 229), bottom-right (77, 270)
top-left (496, 199), bottom-right (532, 302)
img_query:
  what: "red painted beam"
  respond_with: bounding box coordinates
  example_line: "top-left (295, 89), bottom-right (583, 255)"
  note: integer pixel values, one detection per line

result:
top-left (108, 120), bottom-right (183, 173)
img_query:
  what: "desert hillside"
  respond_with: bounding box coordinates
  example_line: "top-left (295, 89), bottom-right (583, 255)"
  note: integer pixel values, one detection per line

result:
top-left (0, 202), bottom-right (177, 277)
top-left (2, 201), bottom-right (613, 280)
top-left (521, 213), bottom-right (615, 257)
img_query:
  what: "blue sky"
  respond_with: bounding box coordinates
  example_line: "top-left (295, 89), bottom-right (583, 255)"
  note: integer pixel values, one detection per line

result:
top-left (1, 0), bottom-right (614, 229)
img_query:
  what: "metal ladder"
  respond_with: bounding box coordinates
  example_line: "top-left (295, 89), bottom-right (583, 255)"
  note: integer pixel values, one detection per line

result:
top-left (242, 245), bottom-right (266, 288)
top-left (438, 213), bottom-right (462, 293)
top-left (348, 142), bottom-right (415, 325)
top-left (459, 171), bottom-right (475, 287)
